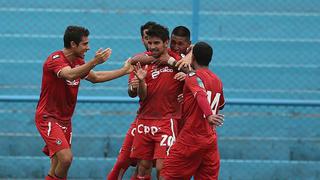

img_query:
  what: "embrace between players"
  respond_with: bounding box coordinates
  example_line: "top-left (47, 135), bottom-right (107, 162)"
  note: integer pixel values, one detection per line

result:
top-left (35, 22), bottom-right (225, 180)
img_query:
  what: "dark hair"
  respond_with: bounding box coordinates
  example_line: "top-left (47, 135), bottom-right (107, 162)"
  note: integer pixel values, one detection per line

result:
top-left (146, 24), bottom-right (169, 42)
top-left (63, 26), bottom-right (90, 48)
top-left (192, 41), bottom-right (213, 66)
top-left (140, 21), bottom-right (157, 37)
top-left (172, 26), bottom-right (190, 41)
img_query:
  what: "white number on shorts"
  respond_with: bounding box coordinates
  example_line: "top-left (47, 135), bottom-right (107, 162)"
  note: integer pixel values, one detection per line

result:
top-left (160, 135), bottom-right (174, 147)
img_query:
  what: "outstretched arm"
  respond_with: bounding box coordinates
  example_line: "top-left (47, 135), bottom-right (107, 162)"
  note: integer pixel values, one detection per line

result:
top-left (86, 58), bottom-right (133, 83)
top-left (59, 48), bottom-right (112, 81)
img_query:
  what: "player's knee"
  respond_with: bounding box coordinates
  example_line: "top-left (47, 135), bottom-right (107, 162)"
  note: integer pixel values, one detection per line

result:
top-left (60, 155), bottom-right (73, 167)
top-left (156, 159), bottom-right (164, 172)
top-left (57, 149), bottom-right (73, 167)
top-left (138, 160), bottom-right (152, 174)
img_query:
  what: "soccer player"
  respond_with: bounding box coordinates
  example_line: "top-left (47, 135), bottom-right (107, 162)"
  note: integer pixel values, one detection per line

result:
top-left (161, 41), bottom-right (225, 180)
top-left (169, 26), bottom-right (191, 56)
top-left (130, 24), bottom-right (183, 180)
top-left (107, 21), bottom-right (157, 180)
top-left (35, 25), bottom-right (133, 180)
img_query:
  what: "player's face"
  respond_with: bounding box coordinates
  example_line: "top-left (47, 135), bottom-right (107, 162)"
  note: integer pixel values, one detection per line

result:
top-left (73, 36), bottom-right (90, 58)
top-left (148, 36), bottom-right (168, 58)
top-left (141, 29), bottom-right (150, 51)
top-left (170, 34), bottom-right (190, 55)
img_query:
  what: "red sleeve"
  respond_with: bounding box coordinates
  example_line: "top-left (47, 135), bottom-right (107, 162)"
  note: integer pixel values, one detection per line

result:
top-left (185, 75), bottom-right (206, 97)
top-left (196, 91), bottom-right (213, 117)
top-left (47, 54), bottom-right (69, 76)
top-left (185, 75), bottom-right (213, 117)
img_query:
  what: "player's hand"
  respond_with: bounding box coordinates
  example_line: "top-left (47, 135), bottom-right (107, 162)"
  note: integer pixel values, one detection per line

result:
top-left (122, 58), bottom-right (134, 74)
top-left (174, 72), bottom-right (186, 81)
top-left (152, 54), bottom-right (170, 66)
top-left (177, 93), bottom-right (184, 103)
top-left (133, 62), bottom-right (148, 81)
top-left (94, 48), bottom-right (112, 65)
top-left (185, 44), bottom-right (194, 54)
top-left (130, 77), bottom-right (140, 89)
top-left (175, 58), bottom-right (192, 71)
top-left (207, 114), bottom-right (224, 127)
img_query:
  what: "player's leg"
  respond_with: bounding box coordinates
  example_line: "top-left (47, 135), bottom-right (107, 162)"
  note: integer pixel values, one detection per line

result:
top-left (194, 142), bottom-right (220, 180)
top-left (35, 118), bottom-right (72, 179)
top-left (130, 119), bottom-right (154, 179)
top-left (54, 148), bottom-right (73, 178)
top-left (154, 118), bottom-right (178, 178)
top-left (160, 141), bottom-right (199, 180)
top-left (136, 159), bottom-right (152, 179)
top-left (108, 121), bottom-right (137, 180)
top-left (46, 155), bottom-right (58, 178)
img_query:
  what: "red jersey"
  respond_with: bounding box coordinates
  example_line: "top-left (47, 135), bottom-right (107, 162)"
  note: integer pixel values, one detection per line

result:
top-left (179, 68), bottom-right (225, 146)
top-left (36, 50), bottom-right (85, 122)
top-left (136, 52), bottom-right (183, 120)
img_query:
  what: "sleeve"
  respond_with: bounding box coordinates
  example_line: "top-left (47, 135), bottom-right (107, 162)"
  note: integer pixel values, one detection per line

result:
top-left (185, 75), bottom-right (206, 97)
top-left (47, 54), bottom-right (69, 77)
top-left (185, 75), bottom-right (213, 117)
top-left (219, 84), bottom-right (226, 109)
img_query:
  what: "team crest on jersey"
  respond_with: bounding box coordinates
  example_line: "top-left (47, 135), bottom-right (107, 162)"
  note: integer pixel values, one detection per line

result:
top-left (52, 55), bottom-right (60, 60)
top-left (56, 139), bottom-right (62, 145)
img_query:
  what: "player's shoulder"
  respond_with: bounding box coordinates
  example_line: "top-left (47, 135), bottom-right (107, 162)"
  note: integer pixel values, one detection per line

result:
top-left (185, 71), bottom-right (197, 81)
top-left (48, 50), bottom-right (64, 61)
top-left (168, 48), bottom-right (181, 60)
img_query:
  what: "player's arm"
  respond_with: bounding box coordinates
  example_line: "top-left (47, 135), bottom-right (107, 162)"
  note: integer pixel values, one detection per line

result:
top-left (59, 48), bottom-right (111, 81)
top-left (86, 58), bottom-right (133, 83)
top-left (133, 63), bottom-right (148, 101)
top-left (186, 75), bottom-right (224, 126)
top-left (130, 54), bottom-right (155, 65)
top-left (167, 50), bottom-right (193, 74)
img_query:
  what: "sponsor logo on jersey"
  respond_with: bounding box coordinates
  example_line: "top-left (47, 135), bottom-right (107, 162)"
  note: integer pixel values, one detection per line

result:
top-left (151, 66), bottom-right (174, 79)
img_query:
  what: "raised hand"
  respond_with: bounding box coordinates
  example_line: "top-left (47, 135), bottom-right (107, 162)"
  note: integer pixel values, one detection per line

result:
top-left (123, 58), bottom-right (134, 74)
top-left (174, 72), bottom-right (186, 81)
top-left (133, 62), bottom-right (148, 81)
top-left (94, 48), bottom-right (112, 65)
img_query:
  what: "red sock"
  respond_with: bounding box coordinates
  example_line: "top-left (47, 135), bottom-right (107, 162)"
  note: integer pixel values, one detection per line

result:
top-left (54, 174), bottom-right (66, 180)
top-left (45, 175), bottom-right (55, 180)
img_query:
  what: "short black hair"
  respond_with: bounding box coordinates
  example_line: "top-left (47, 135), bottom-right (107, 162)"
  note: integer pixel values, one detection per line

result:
top-left (172, 26), bottom-right (190, 41)
top-left (140, 21), bottom-right (157, 37)
top-left (63, 26), bottom-right (90, 48)
top-left (146, 24), bottom-right (169, 42)
top-left (192, 41), bottom-right (213, 66)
